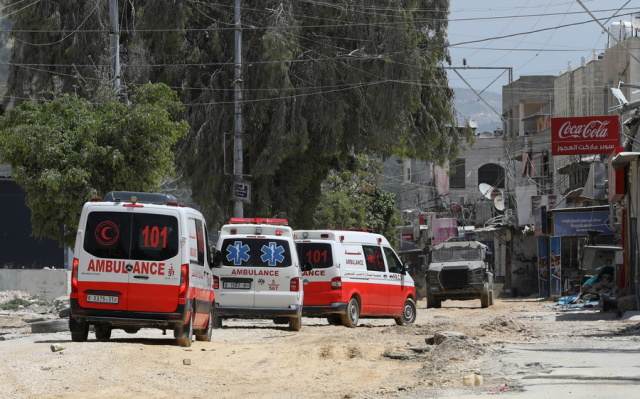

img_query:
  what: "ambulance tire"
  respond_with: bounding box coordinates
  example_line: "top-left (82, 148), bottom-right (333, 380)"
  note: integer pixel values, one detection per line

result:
top-left (176, 311), bottom-right (194, 347)
top-left (481, 283), bottom-right (490, 308)
top-left (326, 315), bottom-right (342, 325)
top-left (395, 298), bottom-right (417, 326)
top-left (195, 307), bottom-right (214, 342)
top-left (94, 325), bottom-right (112, 341)
top-left (69, 317), bottom-right (88, 342)
top-left (288, 316), bottom-right (302, 332)
top-left (211, 304), bottom-right (223, 329)
top-left (341, 297), bottom-right (360, 328)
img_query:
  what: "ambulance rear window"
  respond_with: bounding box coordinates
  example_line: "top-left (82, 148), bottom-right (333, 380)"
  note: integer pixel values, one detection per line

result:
top-left (296, 242), bottom-right (333, 268)
top-left (84, 211), bottom-right (179, 261)
top-left (221, 238), bottom-right (293, 267)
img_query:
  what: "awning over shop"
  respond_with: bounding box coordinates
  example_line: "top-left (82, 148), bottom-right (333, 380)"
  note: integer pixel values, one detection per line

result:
top-left (611, 151), bottom-right (640, 170)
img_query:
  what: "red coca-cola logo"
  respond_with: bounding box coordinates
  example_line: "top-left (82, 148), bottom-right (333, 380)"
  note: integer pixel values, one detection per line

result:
top-left (558, 120), bottom-right (611, 139)
top-left (551, 115), bottom-right (619, 156)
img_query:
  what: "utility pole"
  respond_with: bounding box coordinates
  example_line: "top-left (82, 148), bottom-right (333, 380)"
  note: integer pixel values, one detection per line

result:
top-left (233, 0), bottom-right (245, 218)
top-left (108, 0), bottom-right (120, 95)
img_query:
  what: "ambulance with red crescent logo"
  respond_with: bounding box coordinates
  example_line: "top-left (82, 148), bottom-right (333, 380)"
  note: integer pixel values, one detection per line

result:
top-left (69, 191), bottom-right (216, 347)
top-left (211, 218), bottom-right (312, 331)
top-left (294, 230), bottom-right (416, 327)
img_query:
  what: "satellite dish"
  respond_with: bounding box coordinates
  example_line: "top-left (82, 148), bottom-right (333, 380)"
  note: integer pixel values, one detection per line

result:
top-left (479, 183), bottom-right (503, 200)
top-left (479, 183), bottom-right (493, 199)
top-left (494, 195), bottom-right (506, 211)
top-left (611, 87), bottom-right (628, 106)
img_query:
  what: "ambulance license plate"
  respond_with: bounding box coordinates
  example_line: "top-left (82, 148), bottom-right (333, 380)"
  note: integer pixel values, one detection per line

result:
top-left (87, 294), bottom-right (119, 304)
top-left (223, 281), bottom-right (251, 289)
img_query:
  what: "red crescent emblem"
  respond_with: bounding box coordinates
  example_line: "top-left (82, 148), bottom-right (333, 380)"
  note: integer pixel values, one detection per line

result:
top-left (95, 221), bottom-right (120, 246)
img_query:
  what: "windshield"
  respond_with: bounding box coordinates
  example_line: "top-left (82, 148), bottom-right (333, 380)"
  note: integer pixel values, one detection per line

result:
top-left (221, 238), bottom-right (293, 267)
top-left (431, 246), bottom-right (483, 263)
top-left (83, 211), bottom-right (179, 261)
top-left (296, 242), bottom-right (333, 268)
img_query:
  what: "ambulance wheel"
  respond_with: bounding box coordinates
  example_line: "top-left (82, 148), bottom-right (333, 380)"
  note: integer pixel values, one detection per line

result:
top-left (288, 316), bottom-right (302, 332)
top-left (327, 316), bottom-right (342, 325)
top-left (176, 312), bottom-right (194, 347)
top-left (195, 307), bottom-right (214, 342)
top-left (211, 304), bottom-right (223, 329)
top-left (69, 317), bottom-right (88, 342)
top-left (481, 283), bottom-right (490, 308)
top-left (94, 325), bottom-right (112, 341)
top-left (341, 297), bottom-right (360, 328)
top-left (395, 298), bottom-right (417, 326)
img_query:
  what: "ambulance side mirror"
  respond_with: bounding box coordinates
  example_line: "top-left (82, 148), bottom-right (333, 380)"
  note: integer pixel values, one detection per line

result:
top-left (402, 262), bottom-right (411, 275)
top-left (210, 248), bottom-right (222, 268)
top-left (301, 262), bottom-right (313, 272)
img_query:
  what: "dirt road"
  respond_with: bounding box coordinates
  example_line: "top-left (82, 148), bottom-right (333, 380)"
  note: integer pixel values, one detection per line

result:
top-left (1, 292), bottom-right (639, 398)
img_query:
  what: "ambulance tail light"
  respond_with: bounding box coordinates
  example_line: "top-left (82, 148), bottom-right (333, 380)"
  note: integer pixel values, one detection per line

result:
top-left (213, 275), bottom-right (220, 290)
top-left (71, 258), bottom-right (79, 298)
top-left (178, 264), bottom-right (189, 303)
top-left (290, 277), bottom-right (300, 292)
top-left (331, 277), bottom-right (342, 289)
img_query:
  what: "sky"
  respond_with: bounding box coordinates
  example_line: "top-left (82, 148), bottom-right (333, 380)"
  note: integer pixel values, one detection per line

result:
top-left (446, 0), bottom-right (640, 94)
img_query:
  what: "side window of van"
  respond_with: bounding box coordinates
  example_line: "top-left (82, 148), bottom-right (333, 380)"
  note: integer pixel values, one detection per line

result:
top-left (383, 247), bottom-right (404, 274)
top-left (195, 219), bottom-right (205, 266)
top-left (363, 245), bottom-right (385, 272)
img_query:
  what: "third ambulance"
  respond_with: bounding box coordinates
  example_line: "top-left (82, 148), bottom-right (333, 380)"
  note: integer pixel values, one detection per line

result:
top-left (212, 218), bottom-right (312, 331)
top-left (294, 229), bottom-right (417, 327)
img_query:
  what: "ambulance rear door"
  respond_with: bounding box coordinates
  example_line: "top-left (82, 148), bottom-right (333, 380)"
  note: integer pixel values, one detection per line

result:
top-left (78, 206), bottom-right (182, 313)
top-left (297, 240), bottom-right (338, 305)
top-left (217, 236), bottom-right (297, 308)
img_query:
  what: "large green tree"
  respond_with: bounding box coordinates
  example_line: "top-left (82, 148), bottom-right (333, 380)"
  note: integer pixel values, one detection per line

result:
top-left (0, 83), bottom-right (189, 247)
top-left (2, 0), bottom-right (470, 230)
top-left (314, 155), bottom-right (402, 246)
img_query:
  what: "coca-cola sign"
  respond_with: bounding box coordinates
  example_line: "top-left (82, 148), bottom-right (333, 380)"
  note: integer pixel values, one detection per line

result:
top-left (551, 115), bottom-right (619, 156)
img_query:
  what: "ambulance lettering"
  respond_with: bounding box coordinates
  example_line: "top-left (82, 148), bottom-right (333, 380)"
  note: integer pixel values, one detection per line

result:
top-left (303, 270), bottom-right (326, 276)
top-left (345, 259), bottom-right (364, 266)
top-left (231, 269), bottom-right (280, 276)
top-left (87, 259), bottom-right (166, 275)
top-left (88, 259), bottom-right (127, 273)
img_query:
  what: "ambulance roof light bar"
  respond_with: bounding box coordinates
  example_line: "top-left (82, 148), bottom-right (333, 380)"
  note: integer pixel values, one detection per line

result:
top-left (228, 217), bottom-right (289, 226)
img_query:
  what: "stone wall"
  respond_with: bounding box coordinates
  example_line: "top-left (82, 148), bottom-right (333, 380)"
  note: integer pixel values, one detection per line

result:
top-left (0, 269), bottom-right (70, 301)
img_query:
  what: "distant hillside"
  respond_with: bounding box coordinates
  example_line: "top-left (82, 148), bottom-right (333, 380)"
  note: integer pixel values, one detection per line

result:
top-left (452, 88), bottom-right (502, 133)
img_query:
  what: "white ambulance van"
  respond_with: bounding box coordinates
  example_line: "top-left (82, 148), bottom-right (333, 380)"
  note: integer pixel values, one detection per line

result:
top-left (70, 191), bottom-right (216, 347)
top-left (294, 230), bottom-right (417, 327)
top-left (212, 218), bottom-right (312, 331)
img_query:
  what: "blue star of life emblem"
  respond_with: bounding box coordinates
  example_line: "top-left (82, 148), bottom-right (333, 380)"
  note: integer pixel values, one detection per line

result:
top-left (226, 241), bottom-right (250, 265)
top-left (261, 242), bottom-right (285, 266)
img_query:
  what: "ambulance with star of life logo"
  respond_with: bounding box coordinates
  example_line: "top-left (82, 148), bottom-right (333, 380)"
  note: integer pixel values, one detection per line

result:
top-left (69, 191), bottom-right (216, 347)
top-left (294, 229), bottom-right (417, 327)
top-left (211, 218), bottom-right (312, 331)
